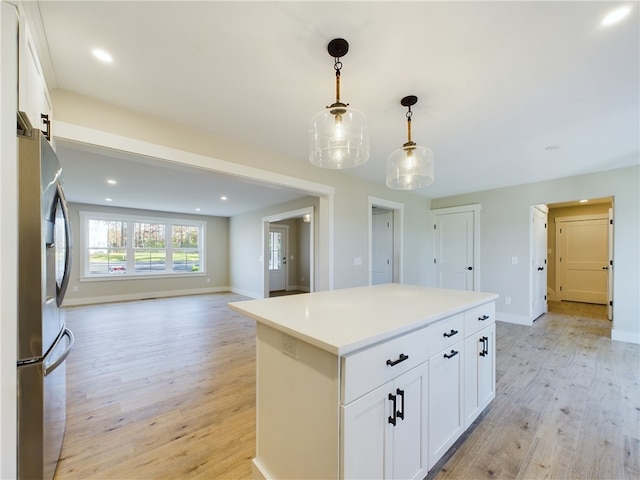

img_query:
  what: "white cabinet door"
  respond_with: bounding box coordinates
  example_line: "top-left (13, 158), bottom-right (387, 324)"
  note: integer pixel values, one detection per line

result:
top-left (392, 363), bottom-right (428, 480)
top-left (428, 341), bottom-right (464, 468)
top-left (342, 363), bottom-right (428, 480)
top-left (18, 18), bottom-right (43, 129)
top-left (464, 323), bottom-right (496, 428)
top-left (342, 381), bottom-right (391, 480)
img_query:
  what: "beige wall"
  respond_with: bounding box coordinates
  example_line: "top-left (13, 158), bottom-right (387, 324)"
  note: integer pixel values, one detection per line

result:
top-left (547, 202), bottom-right (612, 293)
top-left (65, 202), bottom-right (230, 305)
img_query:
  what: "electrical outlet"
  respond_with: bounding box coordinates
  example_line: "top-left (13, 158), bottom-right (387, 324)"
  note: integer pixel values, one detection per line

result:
top-left (511, 256), bottom-right (518, 265)
top-left (206, 278), bottom-right (211, 283)
top-left (281, 334), bottom-right (298, 359)
top-left (72, 286), bottom-right (78, 292)
top-left (505, 296), bottom-right (511, 305)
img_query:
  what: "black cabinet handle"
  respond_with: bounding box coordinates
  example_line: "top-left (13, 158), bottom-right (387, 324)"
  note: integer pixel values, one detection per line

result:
top-left (388, 393), bottom-right (397, 425)
top-left (444, 349), bottom-right (459, 359)
top-left (478, 315), bottom-right (489, 321)
top-left (467, 266), bottom-right (473, 270)
top-left (41, 113), bottom-right (51, 141)
top-left (396, 388), bottom-right (405, 420)
top-left (538, 266), bottom-right (544, 271)
top-left (479, 336), bottom-right (489, 356)
top-left (443, 329), bottom-right (459, 338)
top-left (386, 353), bottom-right (409, 367)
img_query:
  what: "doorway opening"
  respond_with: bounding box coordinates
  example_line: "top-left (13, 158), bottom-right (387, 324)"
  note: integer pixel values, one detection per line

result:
top-left (368, 197), bottom-right (403, 285)
top-left (263, 207), bottom-right (314, 298)
top-left (538, 196), bottom-right (614, 324)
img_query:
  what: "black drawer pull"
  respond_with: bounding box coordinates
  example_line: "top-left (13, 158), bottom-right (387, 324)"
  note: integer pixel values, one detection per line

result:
top-left (443, 329), bottom-right (459, 338)
top-left (478, 315), bottom-right (490, 321)
top-left (444, 349), bottom-right (459, 359)
top-left (386, 353), bottom-right (409, 367)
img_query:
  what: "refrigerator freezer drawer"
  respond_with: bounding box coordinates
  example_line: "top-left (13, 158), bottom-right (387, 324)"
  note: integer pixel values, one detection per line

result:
top-left (17, 328), bottom-right (73, 480)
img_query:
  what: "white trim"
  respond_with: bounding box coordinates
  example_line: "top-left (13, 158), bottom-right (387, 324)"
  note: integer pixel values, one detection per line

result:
top-left (367, 196), bottom-right (404, 285)
top-left (611, 328), bottom-right (640, 345)
top-left (53, 121), bottom-right (335, 197)
top-left (430, 204), bottom-right (482, 291)
top-left (78, 210), bottom-right (206, 278)
top-left (62, 286), bottom-right (231, 307)
top-left (230, 287), bottom-right (262, 300)
top-left (262, 206), bottom-right (315, 298)
top-left (496, 313), bottom-right (533, 326)
top-left (53, 120), bottom-right (334, 294)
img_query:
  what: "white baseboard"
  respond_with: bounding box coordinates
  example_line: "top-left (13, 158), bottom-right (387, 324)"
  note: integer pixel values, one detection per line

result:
top-left (287, 285), bottom-right (310, 293)
top-left (496, 312), bottom-right (533, 326)
top-left (62, 286), bottom-right (231, 306)
top-left (611, 328), bottom-right (640, 345)
top-left (230, 287), bottom-right (262, 299)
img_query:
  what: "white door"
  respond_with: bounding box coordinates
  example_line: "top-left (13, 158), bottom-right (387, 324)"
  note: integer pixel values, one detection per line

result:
top-left (372, 210), bottom-right (393, 285)
top-left (531, 206), bottom-right (548, 320)
top-left (608, 209), bottom-right (613, 320)
top-left (434, 210), bottom-right (475, 290)
top-left (269, 226), bottom-right (287, 292)
top-left (557, 218), bottom-right (608, 304)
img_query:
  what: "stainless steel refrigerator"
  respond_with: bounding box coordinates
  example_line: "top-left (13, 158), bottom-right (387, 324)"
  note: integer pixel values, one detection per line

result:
top-left (17, 125), bottom-right (74, 480)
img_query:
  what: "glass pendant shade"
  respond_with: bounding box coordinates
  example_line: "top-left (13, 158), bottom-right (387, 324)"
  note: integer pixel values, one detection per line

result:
top-left (386, 145), bottom-right (434, 190)
top-left (309, 106), bottom-right (369, 169)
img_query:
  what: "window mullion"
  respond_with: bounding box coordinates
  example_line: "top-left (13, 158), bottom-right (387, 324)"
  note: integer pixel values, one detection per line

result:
top-left (166, 223), bottom-right (172, 271)
top-left (127, 220), bottom-right (135, 273)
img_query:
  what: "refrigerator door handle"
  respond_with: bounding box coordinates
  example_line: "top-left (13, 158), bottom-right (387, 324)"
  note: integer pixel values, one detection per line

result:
top-left (55, 183), bottom-right (73, 306)
top-left (44, 329), bottom-right (74, 377)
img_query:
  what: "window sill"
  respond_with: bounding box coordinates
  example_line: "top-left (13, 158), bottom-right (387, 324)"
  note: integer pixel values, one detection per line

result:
top-left (79, 272), bottom-right (207, 282)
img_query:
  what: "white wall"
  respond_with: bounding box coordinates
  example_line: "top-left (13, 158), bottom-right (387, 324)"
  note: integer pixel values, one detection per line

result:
top-left (64, 203), bottom-right (230, 305)
top-left (51, 90), bottom-right (434, 295)
top-left (0, 3), bottom-right (18, 477)
top-left (431, 166), bottom-right (640, 343)
top-left (230, 197), bottom-right (319, 298)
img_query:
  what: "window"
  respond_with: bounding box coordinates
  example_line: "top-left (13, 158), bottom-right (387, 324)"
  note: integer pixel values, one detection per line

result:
top-left (269, 230), bottom-right (282, 271)
top-left (80, 211), bottom-right (205, 278)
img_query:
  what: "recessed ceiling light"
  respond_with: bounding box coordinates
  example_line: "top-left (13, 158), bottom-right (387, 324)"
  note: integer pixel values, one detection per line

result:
top-left (107, 179), bottom-right (117, 185)
top-left (601, 6), bottom-right (632, 26)
top-left (220, 196), bottom-right (228, 201)
top-left (579, 199), bottom-right (589, 203)
top-left (545, 144), bottom-right (561, 151)
top-left (195, 208), bottom-right (201, 212)
top-left (105, 198), bottom-right (113, 202)
top-left (92, 48), bottom-right (114, 63)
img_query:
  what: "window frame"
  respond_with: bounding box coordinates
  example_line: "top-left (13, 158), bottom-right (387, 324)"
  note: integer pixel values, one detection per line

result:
top-left (79, 211), bottom-right (206, 281)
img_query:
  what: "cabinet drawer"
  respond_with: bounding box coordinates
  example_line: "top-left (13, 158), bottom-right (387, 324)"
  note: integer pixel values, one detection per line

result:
top-left (341, 327), bottom-right (430, 404)
top-left (426, 314), bottom-right (464, 356)
top-left (464, 302), bottom-right (496, 336)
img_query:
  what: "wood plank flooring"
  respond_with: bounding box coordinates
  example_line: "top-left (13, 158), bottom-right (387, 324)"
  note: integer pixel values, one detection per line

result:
top-left (55, 295), bottom-right (639, 479)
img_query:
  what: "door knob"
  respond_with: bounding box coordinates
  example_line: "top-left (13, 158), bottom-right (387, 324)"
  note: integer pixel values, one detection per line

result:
top-left (467, 266), bottom-right (473, 271)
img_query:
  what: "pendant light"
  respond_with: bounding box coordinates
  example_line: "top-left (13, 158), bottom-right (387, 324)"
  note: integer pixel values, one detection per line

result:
top-left (386, 95), bottom-right (434, 190)
top-left (309, 38), bottom-right (369, 169)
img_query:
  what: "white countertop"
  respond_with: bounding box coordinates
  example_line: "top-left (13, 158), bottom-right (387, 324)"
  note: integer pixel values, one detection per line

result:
top-left (228, 284), bottom-right (499, 356)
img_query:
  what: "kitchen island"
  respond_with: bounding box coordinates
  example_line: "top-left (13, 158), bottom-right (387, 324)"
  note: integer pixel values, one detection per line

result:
top-left (229, 284), bottom-right (499, 480)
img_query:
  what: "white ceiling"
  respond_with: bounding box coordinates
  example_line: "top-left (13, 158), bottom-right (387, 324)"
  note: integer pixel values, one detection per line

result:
top-left (30, 1), bottom-right (639, 216)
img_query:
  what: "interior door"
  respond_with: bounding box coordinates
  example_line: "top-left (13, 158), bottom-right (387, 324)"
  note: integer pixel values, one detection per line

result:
top-left (269, 226), bottom-right (287, 292)
top-left (557, 218), bottom-right (608, 304)
top-left (434, 210), bottom-right (474, 290)
top-left (607, 208), bottom-right (613, 320)
top-left (372, 210), bottom-right (393, 285)
top-left (531, 206), bottom-right (548, 320)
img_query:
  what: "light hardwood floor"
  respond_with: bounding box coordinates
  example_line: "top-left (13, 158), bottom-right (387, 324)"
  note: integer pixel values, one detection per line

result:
top-left (55, 295), bottom-right (639, 479)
